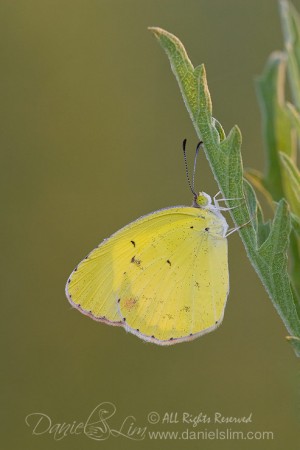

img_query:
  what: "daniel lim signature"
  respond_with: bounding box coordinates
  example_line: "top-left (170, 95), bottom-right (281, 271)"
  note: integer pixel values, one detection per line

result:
top-left (25, 402), bottom-right (147, 441)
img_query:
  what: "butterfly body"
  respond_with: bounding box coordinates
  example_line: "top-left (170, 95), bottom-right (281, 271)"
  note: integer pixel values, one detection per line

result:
top-left (66, 194), bottom-right (229, 345)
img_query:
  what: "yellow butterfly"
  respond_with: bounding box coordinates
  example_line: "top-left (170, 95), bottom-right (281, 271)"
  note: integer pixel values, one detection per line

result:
top-left (66, 140), bottom-right (234, 345)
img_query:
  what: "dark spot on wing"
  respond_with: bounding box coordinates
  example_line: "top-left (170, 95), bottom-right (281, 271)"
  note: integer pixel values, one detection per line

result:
top-left (117, 298), bottom-right (120, 303)
top-left (123, 317), bottom-right (126, 322)
top-left (166, 259), bottom-right (171, 266)
top-left (151, 335), bottom-right (155, 338)
top-left (205, 227), bottom-right (210, 232)
top-left (190, 226), bottom-right (194, 229)
top-left (130, 240), bottom-right (136, 247)
top-left (131, 256), bottom-right (141, 266)
top-left (170, 337), bottom-right (174, 341)
top-left (181, 306), bottom-right (190, 312)
top-left (68, 279), bottom-right (71, 284)
top-left (190, 333), bottom-right (193, 336)
top-left (74, 267), bottom-right (78, 272)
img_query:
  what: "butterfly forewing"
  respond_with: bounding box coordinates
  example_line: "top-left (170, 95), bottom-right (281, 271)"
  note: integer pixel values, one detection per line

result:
top-left (66, 206), bottom-right (229, 344)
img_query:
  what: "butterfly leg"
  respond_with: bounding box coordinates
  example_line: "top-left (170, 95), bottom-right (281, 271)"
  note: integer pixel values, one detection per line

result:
top-left (213, 190), bottom-right (244, 212)
top-left (213, 191), bottom-right (222, 202)
top-left (214, 203), bottom-right (244, 212)
top-left (215, 196), bottom-right (243, 202)
top-left (225, 217), bottom-right (252, 237)
top-left (213, 190), bottom-right (243, 202)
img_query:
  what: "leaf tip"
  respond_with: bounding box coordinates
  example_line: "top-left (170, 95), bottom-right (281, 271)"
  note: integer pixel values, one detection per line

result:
top-left (147, 26), bottom-right (183, 47)
top-left (225, 124), bottom-right (242, 147)
top-left (148, 26), bottom-right (162, 37)
top-left (194, 63), bottom-right (207, 83)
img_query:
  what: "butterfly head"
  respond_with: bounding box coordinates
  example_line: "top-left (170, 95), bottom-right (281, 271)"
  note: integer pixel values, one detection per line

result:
top-left (194, 192), bottom-right (212, 209)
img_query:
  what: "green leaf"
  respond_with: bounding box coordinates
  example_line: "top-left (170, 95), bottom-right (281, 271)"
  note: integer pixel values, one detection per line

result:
top-left (278, 0), bottom-right (300, 313)
top-left (291, 211), bottom-right (300, 234)
top-left (280, 152), bottom-right (300, 216)
top-left (149, 26), bottom-right (300, 355)
top-left (244, 168), bottom-right (275, 208)
top-left (290, 230), bottom-right (300, 310)
top-left (279, 0), bottom-right (300, 109)
top-left (243, 179), bottom-right (271, 247)
top-left (255, 52), bottom-right (296, 199)
top-left (256, 200), bottom-right (297, 322)
top-left (286, 102), bottom-right (300, 146)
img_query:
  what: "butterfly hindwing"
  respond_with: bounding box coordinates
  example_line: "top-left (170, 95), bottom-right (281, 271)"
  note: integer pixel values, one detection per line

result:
top-left (118, 209), bottom-right (228, 344)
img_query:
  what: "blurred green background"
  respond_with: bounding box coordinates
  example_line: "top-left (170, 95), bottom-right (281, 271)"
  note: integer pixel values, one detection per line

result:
top-left (2, 0), bottom-right (300, 449)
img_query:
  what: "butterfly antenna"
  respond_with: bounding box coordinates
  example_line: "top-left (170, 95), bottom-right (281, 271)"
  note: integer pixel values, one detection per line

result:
top-left (192, 141), bottom-right (203, 193)
top-left (182, 139), bottom-right (197, 199)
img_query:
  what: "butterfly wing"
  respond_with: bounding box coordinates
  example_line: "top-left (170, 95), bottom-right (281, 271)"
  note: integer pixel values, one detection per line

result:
top-left (66, 206), bottom-right (229, 344)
